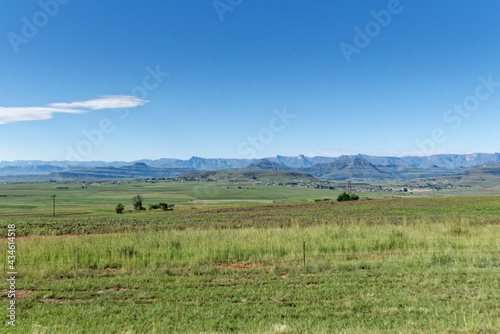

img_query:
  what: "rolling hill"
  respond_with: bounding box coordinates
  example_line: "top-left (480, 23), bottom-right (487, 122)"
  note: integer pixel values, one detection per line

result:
top-left (465, 162), bottom-right (500, 176)
top-left (180, 170), bottom-right (317, 183)
top-left (244, 159), bottom-right (291, 171)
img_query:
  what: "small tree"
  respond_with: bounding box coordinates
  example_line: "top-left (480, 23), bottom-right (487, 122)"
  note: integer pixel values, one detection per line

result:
top-left (115, 203), bottom-right (125, 214)
top-left (158, 203), bottom-right (168, 211)
top-left (132, 194), bottom-right (145, 211)
top-left (337, 192), bottom-right (350, 202)
top-left (337, 192), bottom-right (360, 202)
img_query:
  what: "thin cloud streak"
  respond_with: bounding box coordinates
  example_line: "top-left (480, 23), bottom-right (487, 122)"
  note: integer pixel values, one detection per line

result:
top-left (0, 107), bottom-right (87, 125)
top-left (0, 95), bottom-right (148, 125)
top-left (49, 95), bottom-right (149, 110)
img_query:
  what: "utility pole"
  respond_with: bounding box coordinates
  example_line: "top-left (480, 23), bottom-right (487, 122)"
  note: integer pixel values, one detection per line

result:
top-left (303, 241), bottom-right (306, 267)
top-left (52, 195), bottom-right (56, 217)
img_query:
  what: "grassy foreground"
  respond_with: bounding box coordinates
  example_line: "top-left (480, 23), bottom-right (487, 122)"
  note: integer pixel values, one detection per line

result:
top-left (1, 197), bottom-right (499, 333)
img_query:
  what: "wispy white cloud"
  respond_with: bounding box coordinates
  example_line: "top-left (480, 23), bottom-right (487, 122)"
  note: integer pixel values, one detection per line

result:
top-left (48, 95), bottom-right (149, 110)
top-left (0, 95), bottom-right (148, 125)
top-left (0, 107), bottom-right (87, 125)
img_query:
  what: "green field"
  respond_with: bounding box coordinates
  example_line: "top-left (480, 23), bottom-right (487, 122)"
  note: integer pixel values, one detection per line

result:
top-left (0, 180), bottom-right (385, 217)
top-left (1, 179), bottom-right (498, 218)
top-left (0, 182), bottom-right (499, 333)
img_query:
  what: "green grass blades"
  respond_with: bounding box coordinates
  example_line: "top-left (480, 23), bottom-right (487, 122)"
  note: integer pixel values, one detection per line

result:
top-left (1, 215), bottom-right (499, 333)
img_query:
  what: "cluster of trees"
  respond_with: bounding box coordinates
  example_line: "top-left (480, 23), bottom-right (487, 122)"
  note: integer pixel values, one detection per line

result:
top-left (114, 191), bottom-right (359, 213)
top-left (337, 192), bottom-right (360, 202)
top-left (148, 203), bottom-right (174, 211)
top-left (115, 194), bottom-right (174, 214)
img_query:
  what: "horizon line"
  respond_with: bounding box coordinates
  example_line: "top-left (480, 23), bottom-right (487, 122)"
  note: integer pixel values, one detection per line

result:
top-left (1, 151), bottom-right (499, 164)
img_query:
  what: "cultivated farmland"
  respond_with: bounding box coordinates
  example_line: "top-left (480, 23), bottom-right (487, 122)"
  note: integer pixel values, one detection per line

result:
top-left (0, 181), bottom-right (499, 333)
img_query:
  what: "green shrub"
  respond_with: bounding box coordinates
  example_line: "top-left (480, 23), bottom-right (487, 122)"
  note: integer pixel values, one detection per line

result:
top-left (337, 192), bottom-right (359, 202)
top-left (115, 203), bottom-right (125, 214)
top-left (149, 204), bottom-right (160, 210)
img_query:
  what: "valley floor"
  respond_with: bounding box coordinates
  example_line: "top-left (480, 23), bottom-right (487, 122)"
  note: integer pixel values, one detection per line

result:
top-left (0, 184), bottom-right (499, 333)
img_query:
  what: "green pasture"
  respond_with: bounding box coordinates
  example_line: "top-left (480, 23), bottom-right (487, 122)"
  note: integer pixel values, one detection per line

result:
top-left (1, 179), bottom-right (498, 217)
top-left (0, 196), bottom-right (499, 237)
top-left (0, 181), bottom-right (384, 216)
top-left (0, 181), bottom-right (499, 333)
top-left (1, 216), bottom-right (499, 333)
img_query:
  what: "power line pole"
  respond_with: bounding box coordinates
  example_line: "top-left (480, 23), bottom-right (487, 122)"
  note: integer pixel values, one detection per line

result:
top-left (52, 195), bottom-right (56, 217)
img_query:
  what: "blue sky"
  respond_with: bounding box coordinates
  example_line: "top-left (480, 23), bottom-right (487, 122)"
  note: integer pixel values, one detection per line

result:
top-left (1, 0), bottom-right (499, 161)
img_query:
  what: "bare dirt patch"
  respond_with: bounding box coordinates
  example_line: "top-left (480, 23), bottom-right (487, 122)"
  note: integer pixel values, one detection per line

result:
top-left (40, 298), bottom-right (87, 303)
top-left (105, 287), bottom-right (137, 292)
top-left (215, 262), bottom-right (268, 270)
top-left (0, 289), bottom-right (34, 300)
top-left (98, 268), bottom-right (123, 277)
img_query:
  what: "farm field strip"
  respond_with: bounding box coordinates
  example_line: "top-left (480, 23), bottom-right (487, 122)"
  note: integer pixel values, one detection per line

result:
top-left (1, 196), bottom-right (500, 237)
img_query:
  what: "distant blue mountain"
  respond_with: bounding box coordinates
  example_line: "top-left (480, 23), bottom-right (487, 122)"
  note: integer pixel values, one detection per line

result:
top-left (0, 152), bottom-right (499, 179)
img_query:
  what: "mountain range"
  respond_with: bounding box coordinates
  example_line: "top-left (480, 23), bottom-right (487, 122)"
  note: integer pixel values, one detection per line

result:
top-left (1, 153), bottom-right (499, 170)
top-left (245, 158), bottom-right (463, 181)
top-left (1, 152), bottom-right (499, 181)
